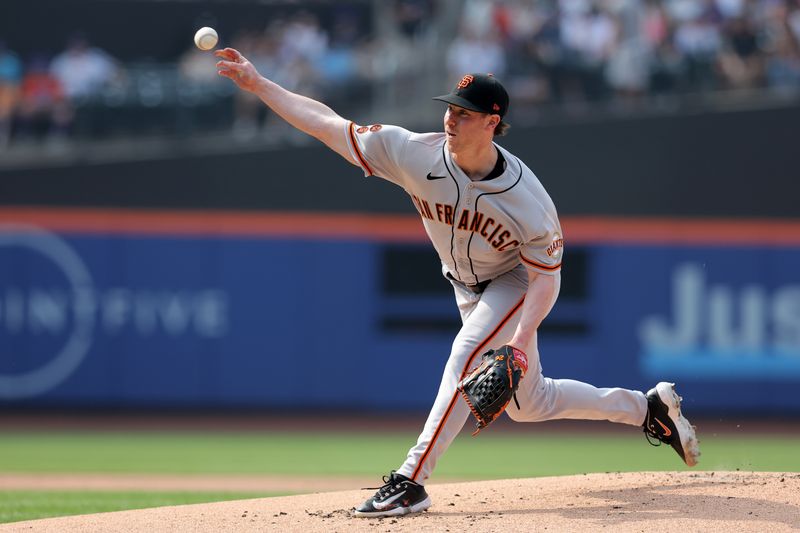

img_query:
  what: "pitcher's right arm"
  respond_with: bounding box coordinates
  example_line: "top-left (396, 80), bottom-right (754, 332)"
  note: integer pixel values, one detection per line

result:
top-left (215, 47), bottom-right (357, 166)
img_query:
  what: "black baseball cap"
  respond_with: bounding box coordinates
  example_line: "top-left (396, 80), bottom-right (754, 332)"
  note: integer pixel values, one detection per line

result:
top-left (433, 73), bottom-right (509, 118)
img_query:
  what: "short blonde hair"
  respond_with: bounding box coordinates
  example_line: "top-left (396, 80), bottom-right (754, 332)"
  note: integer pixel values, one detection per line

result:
top-left (494, 120), bottom-right (510, 136)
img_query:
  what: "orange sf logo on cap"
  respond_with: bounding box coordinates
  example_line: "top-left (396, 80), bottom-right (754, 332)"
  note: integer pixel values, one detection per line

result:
top-left (457, 75), bottom-right (474, 89)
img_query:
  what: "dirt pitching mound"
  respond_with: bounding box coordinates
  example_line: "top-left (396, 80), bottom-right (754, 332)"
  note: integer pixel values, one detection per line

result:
top-left (3, 471), bottom-right (799, 532)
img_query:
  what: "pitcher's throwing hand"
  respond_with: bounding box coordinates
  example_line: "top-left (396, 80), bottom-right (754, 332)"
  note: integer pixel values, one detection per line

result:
top-left (215, 48), bottom-right (261, 92)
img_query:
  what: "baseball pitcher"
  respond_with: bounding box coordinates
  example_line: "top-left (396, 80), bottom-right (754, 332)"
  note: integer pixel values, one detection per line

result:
top-left (215, 48), bottom-right (701, 518)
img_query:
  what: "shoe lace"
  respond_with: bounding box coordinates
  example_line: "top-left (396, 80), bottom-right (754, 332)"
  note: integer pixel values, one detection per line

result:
top-left (363, 470), bottom-right (405, 495)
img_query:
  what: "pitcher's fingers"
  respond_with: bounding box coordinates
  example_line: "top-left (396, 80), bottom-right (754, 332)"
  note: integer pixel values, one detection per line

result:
top-left (216, 62), bottom-right (239, 73)
top-left (217, 68), bottom-right (240, 80)
top-left (215, 60), bottom-right (242, 72)
top-left (214, 48), bottom-right (242, 62)
top-left (216, 63), bottom-right (237, 74)
top-left (213, 48), bottom-right (236, 61)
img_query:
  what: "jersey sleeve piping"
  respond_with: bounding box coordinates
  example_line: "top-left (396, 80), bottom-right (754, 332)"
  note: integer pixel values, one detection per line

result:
top-left (519, 252), bottom-right (562, 274)
top-left (346, 121), bottom-right (374, 176)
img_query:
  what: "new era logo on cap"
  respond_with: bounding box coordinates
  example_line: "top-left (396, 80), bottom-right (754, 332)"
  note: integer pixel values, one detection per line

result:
top-left (432, 73), bottom-right (509, 117)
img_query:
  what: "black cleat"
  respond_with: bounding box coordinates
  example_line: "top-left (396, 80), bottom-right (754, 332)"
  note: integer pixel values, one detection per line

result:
top-left (643, 382), bottom-right (701, 467)
top-left (354, 471), bottom-right (431, 518)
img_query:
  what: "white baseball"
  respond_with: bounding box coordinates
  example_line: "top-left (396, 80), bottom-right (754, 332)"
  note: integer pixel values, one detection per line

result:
top-left (194, 27), bottom-right (218, 51)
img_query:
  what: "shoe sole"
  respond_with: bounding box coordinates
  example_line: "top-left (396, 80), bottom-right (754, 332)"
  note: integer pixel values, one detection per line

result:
top-left (655, 382), bottom-right (701, 467)
top-left (353, 496), bottom-right (432, 518)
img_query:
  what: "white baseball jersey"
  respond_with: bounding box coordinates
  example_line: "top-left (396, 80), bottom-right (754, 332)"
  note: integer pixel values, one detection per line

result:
top-left (344, 122), bottom-right (564, 285)
top-left (343, 120), bottom-right (647, 485)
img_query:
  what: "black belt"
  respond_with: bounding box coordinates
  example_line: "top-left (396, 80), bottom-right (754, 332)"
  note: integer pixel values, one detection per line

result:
top-left (447, 272), bottom-right (491, 294)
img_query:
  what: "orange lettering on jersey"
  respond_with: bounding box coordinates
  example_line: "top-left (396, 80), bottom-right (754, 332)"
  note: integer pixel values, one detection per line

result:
top-left (492, 230), bottom-right (511, 249)
top-left (468, 211), bottom-right (484, 233)
top-left (421, 199), bottom-right (434, 220)
top-left (480, 217), bottom-right (494, 237)
top-left (411, 196), bottom-right (522, 251)
top-left (369, 124), bottom-right (382, 132)
top-left (444, 205), bottom-right (454, 225)
top-left (411, 195), bottom-right (425, 217)
top-left (356, 126), bottom-right (369, 134)
top-left (487, 223), bottom-right (502, 242)
top-left (546, 236), bottom-right (564, 257)
top-left (457, 209), bottom-right (470, 230)
top-left (498, 240), bottom-right (520, 252)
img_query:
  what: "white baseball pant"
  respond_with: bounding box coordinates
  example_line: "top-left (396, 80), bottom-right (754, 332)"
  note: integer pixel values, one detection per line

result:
top-left (396, 264), bottom-right (648, 483)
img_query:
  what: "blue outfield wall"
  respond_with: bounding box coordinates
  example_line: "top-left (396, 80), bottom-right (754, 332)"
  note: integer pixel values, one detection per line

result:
top-left (1, 225), bottom-right (799, 413)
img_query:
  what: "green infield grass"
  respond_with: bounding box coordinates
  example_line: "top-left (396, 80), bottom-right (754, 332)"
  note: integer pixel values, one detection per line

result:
top-left (1, 430), bottom-right (798, 524)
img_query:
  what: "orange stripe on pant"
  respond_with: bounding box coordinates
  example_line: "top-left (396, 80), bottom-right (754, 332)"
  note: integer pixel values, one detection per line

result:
top-left (410, 295), bottom-right (526, 482)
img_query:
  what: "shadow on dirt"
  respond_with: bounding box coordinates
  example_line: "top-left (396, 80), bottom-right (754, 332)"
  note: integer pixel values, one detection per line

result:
top-left (426, 473), bottom-right (800, 529)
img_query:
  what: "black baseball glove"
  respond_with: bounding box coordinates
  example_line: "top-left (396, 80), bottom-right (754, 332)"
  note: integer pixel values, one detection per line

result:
top-left (457, 345), bottom-right (528, 435)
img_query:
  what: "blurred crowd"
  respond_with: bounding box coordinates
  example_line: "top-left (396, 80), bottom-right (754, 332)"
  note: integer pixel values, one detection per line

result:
top-left (1, 0), bottom-right (799, 149)
top-left (0, 34), bottom-right (123, 148)
top-left (216, 9), bottom-right (376, 139)
top-left (0, 6), bottom-right (384, 148)
top-left (451, 0), bottom-right (800, 106)
top-left (184, 2), bottom-right (436, 139)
